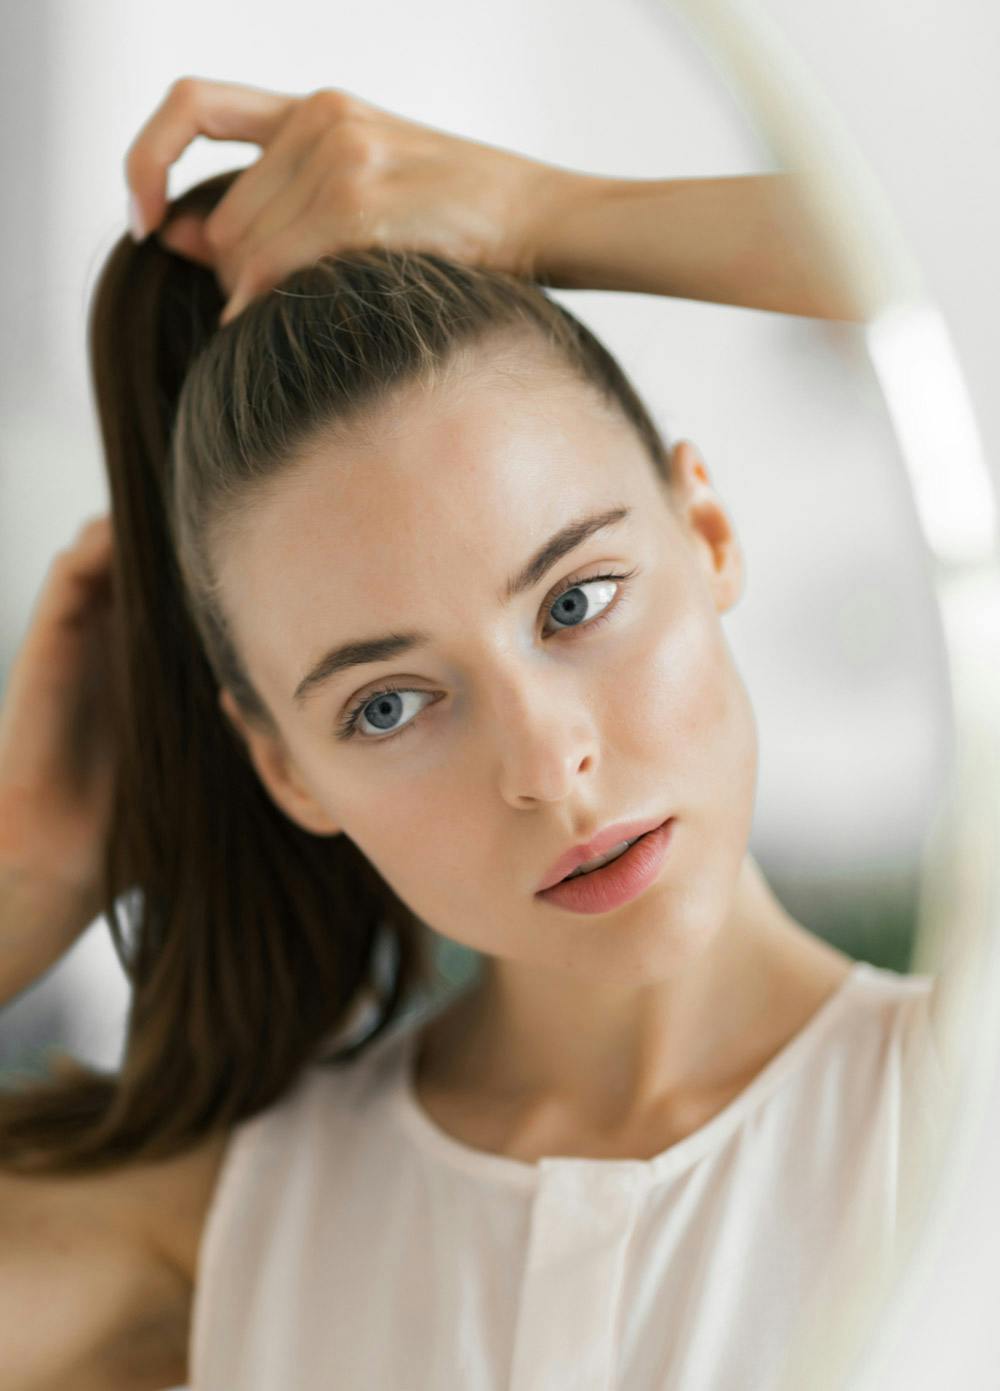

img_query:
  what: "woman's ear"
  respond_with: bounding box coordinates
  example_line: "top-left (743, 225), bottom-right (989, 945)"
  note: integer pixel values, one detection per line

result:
top-left (217, 687), bottom-right (343, 838)
top-left (668, 440), bottom-right (745, 612)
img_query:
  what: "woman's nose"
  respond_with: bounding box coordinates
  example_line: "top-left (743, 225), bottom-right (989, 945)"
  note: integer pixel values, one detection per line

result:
top-left (489, 675), bottom-right (600, 807)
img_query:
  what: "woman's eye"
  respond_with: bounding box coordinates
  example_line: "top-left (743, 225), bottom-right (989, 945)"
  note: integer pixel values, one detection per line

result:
top-left (336, 567), bottom-right (636, 745)
top-left (542, 573), bottom-right (620, 635)
top-left (338, 687), bottom-right (436, 744)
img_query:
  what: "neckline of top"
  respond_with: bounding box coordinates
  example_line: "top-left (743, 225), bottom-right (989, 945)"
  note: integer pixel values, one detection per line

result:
top-left (385, 958), bottom-right (904, 1191)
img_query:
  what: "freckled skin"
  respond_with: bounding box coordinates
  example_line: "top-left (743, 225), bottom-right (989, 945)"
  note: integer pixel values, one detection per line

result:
top-left (217, 342), bottom-right (852, 1144)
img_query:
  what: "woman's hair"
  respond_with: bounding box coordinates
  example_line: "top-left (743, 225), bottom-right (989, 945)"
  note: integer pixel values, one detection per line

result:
top-left (0, 168), bottom-right (672, 1174)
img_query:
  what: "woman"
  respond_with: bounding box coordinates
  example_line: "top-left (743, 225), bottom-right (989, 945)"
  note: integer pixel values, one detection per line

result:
top-left (0, 78), bottom-right (941, 1390)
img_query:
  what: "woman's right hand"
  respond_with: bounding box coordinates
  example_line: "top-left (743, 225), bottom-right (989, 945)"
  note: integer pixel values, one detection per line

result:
top-left (0, 514), bottom-right (118, 915)
top-left (123, 76), bottom-right (574, 325)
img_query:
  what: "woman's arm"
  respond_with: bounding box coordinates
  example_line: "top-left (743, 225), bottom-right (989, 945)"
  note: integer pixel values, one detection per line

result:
top-left (529, 171), bottom-right (865, 322)
top-left (0, 514), bottom-right (118, 1008)
top-left (126, 80), bottom-right (863, 325)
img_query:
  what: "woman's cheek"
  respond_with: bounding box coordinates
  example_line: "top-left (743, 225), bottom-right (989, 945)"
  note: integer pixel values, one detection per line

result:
top-left (628, 609), bottom-right (719, 754)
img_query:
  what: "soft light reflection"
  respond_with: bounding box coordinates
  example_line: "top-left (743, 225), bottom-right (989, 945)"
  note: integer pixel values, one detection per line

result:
top-left (866, 301), bottom-right (997, 569)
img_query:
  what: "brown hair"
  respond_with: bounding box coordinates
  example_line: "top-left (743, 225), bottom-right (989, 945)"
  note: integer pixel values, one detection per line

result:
top-left (0, 167), bottom-right (672, 1174)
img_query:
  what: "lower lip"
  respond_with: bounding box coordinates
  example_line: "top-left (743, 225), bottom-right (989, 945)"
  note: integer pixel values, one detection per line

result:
top-left (536, 818), bottom-right (675, 914)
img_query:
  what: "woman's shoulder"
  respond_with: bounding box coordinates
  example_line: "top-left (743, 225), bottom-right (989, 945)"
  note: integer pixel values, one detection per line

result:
top-left (0, 1122), bottom-right (232, 1281)
top-left (0, 1125), bottom-right (232, 1390)
top-left (99, 1126), bottom-right (235, 1383)
top-left (121, 1125), bottom-right (235, 1287)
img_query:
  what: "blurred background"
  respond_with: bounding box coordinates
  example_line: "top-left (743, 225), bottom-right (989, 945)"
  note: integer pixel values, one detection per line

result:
top-left (1, 0), bottom-right (996, 1082)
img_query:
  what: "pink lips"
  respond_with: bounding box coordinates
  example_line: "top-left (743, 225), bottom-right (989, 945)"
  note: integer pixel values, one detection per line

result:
top-left (535, 813), bottom-right (673, 893)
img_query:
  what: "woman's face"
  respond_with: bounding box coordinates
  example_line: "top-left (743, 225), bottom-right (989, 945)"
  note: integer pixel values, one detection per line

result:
top-left (217, 347), bottom-right (757, 986)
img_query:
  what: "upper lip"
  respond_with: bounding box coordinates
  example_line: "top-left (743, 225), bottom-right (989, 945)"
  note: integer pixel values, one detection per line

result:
top-left (535, 813), bottom-right (672, 893)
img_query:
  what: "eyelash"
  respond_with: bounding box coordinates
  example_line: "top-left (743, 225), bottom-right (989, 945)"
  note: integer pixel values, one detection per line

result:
top-left (335, 566), bottom-right (639, 746)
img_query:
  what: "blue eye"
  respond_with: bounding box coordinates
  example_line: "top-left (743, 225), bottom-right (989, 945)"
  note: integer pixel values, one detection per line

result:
top-left (336, 566), bottom-right (638, 745)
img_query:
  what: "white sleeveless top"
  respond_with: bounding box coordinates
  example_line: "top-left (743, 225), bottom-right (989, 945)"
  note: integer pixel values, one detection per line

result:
top-left (187, 959), bottom-right (944, 1390)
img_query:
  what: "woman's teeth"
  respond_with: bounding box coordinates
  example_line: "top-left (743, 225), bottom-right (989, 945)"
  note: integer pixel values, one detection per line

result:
top-left (563, 838), bottom-right (636, 881)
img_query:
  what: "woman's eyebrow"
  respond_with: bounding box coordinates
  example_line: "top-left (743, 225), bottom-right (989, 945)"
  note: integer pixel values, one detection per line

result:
top-left (291, 504), bottom-right (632, 709)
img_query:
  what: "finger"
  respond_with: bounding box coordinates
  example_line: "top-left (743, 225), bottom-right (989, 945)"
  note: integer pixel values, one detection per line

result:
top-left (36, 519), bottom-right (117, 626)
top-left (64, 515), bottom-right (116, 574)
top-left (217, 161), bottom-right (329, 319)
top-left (158, 116), bottom-right (312, 282)
top-left (199, 107), bottom-right (314, 261)
top-left (124, 76), bottom-right (295, 238)
top-left (219, 188), bottom-right (347, 326)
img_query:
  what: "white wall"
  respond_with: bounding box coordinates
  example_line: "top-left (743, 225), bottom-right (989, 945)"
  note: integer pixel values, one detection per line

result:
top-left (1, 0), bottom-right (994, 1071)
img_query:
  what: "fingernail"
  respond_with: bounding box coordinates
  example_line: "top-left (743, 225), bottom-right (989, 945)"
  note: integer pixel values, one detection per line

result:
top-left (128, 192), bottom-right (148, 242)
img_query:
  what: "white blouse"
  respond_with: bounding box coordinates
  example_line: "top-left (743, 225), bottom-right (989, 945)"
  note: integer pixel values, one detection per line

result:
top-left (187, 958), bottom-right (943, 1390)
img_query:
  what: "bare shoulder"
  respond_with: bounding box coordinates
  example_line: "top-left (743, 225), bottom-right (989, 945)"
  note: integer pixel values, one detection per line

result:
top-left (1, 1124), bottom-right (235, 1277)
top-left (0, 1127), bottom-right (233, 1390)
top-left (109, 1125), bottom-right (235, 1285)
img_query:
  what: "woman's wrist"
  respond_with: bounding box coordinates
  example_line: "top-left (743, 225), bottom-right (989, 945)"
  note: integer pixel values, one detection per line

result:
top-left (528, 169), bottom-right (866, 320)
top-left (526, 170), bottom-right (665, 293)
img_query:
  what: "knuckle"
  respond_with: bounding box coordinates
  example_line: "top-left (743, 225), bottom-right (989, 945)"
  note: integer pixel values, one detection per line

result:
top-left (125, 76), bottom-right (203, 182)
top-left (167, 75), bottom-right (201, 109)
top-left (305, 86), bottom-right (357, 122)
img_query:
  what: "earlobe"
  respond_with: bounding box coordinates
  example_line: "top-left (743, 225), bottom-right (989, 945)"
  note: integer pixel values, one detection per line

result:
top-left (699, 509), bottom-right (744, 611)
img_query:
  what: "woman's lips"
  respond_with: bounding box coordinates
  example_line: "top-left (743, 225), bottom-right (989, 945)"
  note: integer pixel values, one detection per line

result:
top-left (535, 811), bottom-right (674, 893)
top-left (536, 817), bottom-right (676, 914)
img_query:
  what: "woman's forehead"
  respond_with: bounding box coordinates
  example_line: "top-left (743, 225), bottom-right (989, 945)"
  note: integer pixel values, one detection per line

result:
top-left (244, 370), bottom-right (643, 559)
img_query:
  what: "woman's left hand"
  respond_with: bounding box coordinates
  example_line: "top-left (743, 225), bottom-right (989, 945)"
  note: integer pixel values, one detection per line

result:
top-left (124, 76), bottom-right (582, 325)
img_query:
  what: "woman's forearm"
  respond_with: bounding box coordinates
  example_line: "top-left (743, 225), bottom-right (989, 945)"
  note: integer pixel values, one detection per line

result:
top-left (531, 171), bottom-right (866, 322)
top-left (0, 865), bottom-right (100, 1009)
